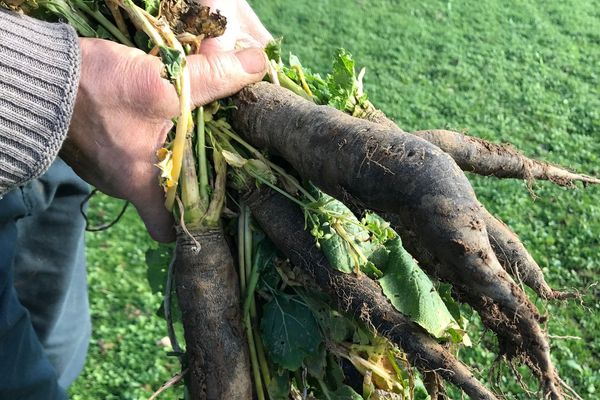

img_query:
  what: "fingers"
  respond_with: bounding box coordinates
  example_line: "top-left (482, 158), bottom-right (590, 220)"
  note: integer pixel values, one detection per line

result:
top-left (133, 181), bottom-right (176, 243)
top-left (200, 0), bottom-right (272, 54)
top-left (187, 48), bottom-right (267, 107)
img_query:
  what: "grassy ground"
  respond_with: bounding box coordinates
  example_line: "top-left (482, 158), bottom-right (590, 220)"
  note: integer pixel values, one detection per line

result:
top-left (70, 0), bottom-right (599, 398)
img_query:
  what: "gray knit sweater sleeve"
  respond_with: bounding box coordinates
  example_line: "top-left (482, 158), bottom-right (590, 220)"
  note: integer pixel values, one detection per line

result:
top-left (0, 9), bottom-right (80, 196)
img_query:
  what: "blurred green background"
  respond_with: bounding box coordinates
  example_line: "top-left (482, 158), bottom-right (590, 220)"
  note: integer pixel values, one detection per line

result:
top-left (70, 0), bottom-right (599, 398)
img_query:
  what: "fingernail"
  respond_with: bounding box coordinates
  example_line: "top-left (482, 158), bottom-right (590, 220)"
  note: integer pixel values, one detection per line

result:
top-left (236, 48), bottom-right (267, 75)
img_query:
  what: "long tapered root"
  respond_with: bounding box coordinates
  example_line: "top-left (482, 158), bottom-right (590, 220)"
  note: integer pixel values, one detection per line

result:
top-left (381, 212), bottom-right (566, 399)
top-left (230, 82), bottom-right (564, 399)
top-left (480, 208), bottom-right (579, 301)
top-left (246, 187), bottom-right (499, 400)
top-left (411, 129), bottom-right (600, 187)
top-left (357, 104), bottom-right (599, 187)
top-left (357, 105), bottom-right (586, 300)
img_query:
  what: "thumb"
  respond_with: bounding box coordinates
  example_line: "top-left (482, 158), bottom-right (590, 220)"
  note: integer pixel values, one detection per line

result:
top-left (187, 47), bottom-right (267, 107)
top-left (132, 181), bottom-right (176, 243)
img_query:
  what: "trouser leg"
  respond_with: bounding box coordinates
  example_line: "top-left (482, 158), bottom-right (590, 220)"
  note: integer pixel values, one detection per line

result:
top-left (0, 159), bottom-right (90, 398)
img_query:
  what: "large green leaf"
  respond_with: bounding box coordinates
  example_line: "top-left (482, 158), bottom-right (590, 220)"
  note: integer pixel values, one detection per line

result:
top-left (261, 294), bottom-right (322, 370)
top-left (378, 237), bottom-right (465, 341)
top-left (145, 244), bottom-right (173, 294)
top-left (309, 198), bottom-right (466, 342)
top-left (300, 293), bottom-right (356, 343)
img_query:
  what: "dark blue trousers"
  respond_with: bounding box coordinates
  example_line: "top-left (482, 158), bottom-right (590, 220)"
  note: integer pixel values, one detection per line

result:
top-left (0, 159), bottom-right (91, 399)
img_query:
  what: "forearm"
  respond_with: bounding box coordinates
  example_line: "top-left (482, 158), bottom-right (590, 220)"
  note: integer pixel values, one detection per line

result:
top-left (0, 9), bottom-right (80, 196)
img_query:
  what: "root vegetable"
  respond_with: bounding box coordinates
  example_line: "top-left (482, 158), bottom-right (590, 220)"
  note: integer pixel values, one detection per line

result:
top-left (174, 228), bottom-right (252, 399)
top-left (229, 82), bottom-right (564, 398)
top-left (359, 106), bottom-right (599, 187)
top-left (481, 208), bottom-right (577, 300)
top-left (411, 129), bottom-right (600, 186)
top-left (245, 187), bottom-right (499, 400)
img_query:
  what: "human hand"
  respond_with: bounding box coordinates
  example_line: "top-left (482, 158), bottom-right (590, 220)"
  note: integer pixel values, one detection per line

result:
top-left (60, 38), bottom-right (267, 242)
top-left (200, 0), bottom-right (273, 53)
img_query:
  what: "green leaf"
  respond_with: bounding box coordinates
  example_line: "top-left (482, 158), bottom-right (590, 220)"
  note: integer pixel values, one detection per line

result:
top-left (378, 237), bottom-right (465, 341)
top-left (317, 220), bottom-right (354, 273)
top-left (288, 53), bottom-right (302, 68)
top-left (436, 282), bottom-right (469, 329)
top-left (265, 37), bottom-right (283, 63)
top-left (327, 48), bottom-right (358, 112)
top-left (301, 294), bottom-right (355, 343)
top-left (38, 0), bottom-right (97, 37)
top-left (305, 345), bottom-right (327, 379)
top-left (362, 260), bottom-right (384, 279)
top-left (305, 190), bottom-right (466, 342)
top-left (255, 231), bottom-right (282, 291)
top-left (143, 0), bottom-right (160, 16)
top-left (413, 376), bottom-right (433, 400)
top-left (324, 353), bottom-right (346, 389)
top-left (267, 369), bottom-right (291, 400)
top-left (308, 190), bottom-right (370, 274)
top-left (261, 294), bottom-right (322, 370)
top-left (159, 46), bottom-right (185, 82)
top-left (330, 384), bottom-right (363, 399)
top-left (145, 244), bottom-right (173, 294)
top-left (305, 72), bottom-right (330, 105)
top-left (246, 159), bottom-right (277, 184)
top-left (352, 326), bottom-right (372, 345)
top-left (94, 26), bottom-right (114, 41)
top-left (134, 30), bottom-right (152, 51)
top-left (362, 213), bottom-right (396, 244)
top-left (254, 236), bottom-right (279, 274)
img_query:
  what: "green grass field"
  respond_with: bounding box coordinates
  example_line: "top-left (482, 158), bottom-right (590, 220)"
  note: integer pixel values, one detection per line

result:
top-left (70, 0), bottom-right (599, 398)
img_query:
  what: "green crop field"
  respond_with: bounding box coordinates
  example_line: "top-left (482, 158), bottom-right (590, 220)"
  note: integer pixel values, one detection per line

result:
top-left (70, 0), bottom-right (599, 398)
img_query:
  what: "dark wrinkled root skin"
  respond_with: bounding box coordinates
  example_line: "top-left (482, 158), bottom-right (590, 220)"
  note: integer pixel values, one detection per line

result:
top-left (174, 228), bottom-right (252, 400)
top-left (359, 104), bottom-right (580, 301)
top-left (382, 213), bottom-right (565, 399)
top-left (245, 188), bottom-right (499, 400)
top-left (359, 107), bottom-right (599, 186)
top-left (230, 82), bottom-right (564, 399)
top-left (411, 129), bottom-right (600, 187)
top-left (365, 107), bottom-right (577, 301)
top-left (481, 208), bottom-right (578, 301)
top-left (230, 83), bottom-right (567, 399)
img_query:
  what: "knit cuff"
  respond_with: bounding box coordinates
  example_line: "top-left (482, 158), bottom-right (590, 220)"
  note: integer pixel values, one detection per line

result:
top-left (0, 9), bottom-right (80, 196)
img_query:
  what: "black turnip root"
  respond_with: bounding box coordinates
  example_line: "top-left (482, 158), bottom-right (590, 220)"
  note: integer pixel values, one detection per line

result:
top-left (410, 129), bottom-right (600, 186)
top-left (358, 107), bottom-right (599, 186)
top-left (245, 187), bottom-right (499, 400)
top-left (481, 208), bottom-right (577, 300)
top-left (174, 228), bottom-right (252, 399)
top-left (360, 106), bottom-right (580, 300)
top-left (229, 82), bottom-right (564, 398)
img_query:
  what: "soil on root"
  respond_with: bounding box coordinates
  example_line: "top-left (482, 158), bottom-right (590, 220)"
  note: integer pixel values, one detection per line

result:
top-left (245, 187), bottom-right (499, 400)
top-left (230, 82), bottom-right (564, 399)
top-left (174, 228), bottom-right (251, 400)
top-left (358, 105), bottom-right (599, 187)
